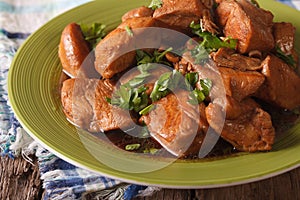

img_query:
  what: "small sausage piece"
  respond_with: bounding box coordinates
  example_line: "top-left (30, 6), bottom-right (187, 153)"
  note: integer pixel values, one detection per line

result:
top-left (58, 23), bottom-right (97, 78)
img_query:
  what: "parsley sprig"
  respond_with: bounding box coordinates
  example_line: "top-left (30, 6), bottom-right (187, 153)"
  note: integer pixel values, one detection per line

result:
top-left (150, 70), bottom-right (211, 104)
top-left (107, 66), bottom-right (212, 113)
top-left (150, 70), bottom-right (183, 102)
top-left (148, 0), bottom-right (163, 10)
top-left (80, 22), bottom-right (106, 48)
top-left (106, 64), bottom-right (155, 112)
top-left (190, 21), bottom-right (238, 51)
top-left (136, 48), bottom-right (173, 66)
top-left (188, 78), bottom-right (212, 105)
top-left (189, 21), bottom-right (237, 64)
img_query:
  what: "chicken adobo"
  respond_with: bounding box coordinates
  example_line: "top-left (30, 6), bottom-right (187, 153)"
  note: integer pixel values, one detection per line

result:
top-left (58, 0), bottom-right (300, 159)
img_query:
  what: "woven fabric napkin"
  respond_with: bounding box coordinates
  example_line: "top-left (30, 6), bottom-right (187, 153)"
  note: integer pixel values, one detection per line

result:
top-left (0, 0), bottom-right (298, 199)
top-left (0, 0), bottom-right (159, 199)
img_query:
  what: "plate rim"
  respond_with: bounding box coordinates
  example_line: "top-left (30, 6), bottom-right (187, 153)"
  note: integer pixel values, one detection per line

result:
top-left (7, 0), bottom-right (300, 188)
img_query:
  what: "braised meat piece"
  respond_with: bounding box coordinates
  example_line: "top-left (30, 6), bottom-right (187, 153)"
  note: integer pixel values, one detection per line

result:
top-left (94, 17), bottom-right (166, 79)
top-left (216, 0), bottom-right (274, 53)
top-left (61, 78), bottom-right (133, 132)
top-left (219, 67), bottom-right (265, 101)
top-left (153, 0), bottom-right (217, 34)
top-left (140, 90), bottom-right (209, 157)
top-left (58, 23), bottom-right (97, 78)
top-left (255, 55), bottom-right (300, 110)
top-left (206, 96), bottom-right (275, 152)
top-left (211, 48), bottom-right (262, 71)
top-left (122, 6), bottom-right (154, 21)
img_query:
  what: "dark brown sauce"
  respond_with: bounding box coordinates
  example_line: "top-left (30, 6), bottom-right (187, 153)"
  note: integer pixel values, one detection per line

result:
top-left (90, 128), bottom-right (238, 160)
top-left (255, 99), bottom-right (300, 140)
top-left (90, 101), bottom-right (300, 161)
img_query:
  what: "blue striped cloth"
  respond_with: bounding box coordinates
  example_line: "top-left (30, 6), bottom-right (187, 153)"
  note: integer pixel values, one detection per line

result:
top-left (0, 1), bottom-right (151, 199)
top-left (0, 0), bottom-right (299, 199)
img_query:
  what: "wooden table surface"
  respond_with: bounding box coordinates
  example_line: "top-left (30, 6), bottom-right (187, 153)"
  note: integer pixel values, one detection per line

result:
top-left (1, 155), bottom-right (299, 200)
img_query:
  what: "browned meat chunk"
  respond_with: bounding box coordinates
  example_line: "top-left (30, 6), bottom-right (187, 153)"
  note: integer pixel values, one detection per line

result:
top-left (255, 55), bottom-right (300, 110)
top-left (140, 90), bottom-right (208, 157)
top-left (94, 17), bottom-right (165, 79)
top-left (219, 67), bottom-right (265, 101)
top-left (153, 0), bottom-right (215, 34)
top-left (61, 78), bottom-right (133, 132)
top-left (206, 96), bottom-right (275, 152)
top-left (122, 6), bottom-right (154, 21)
top-left (211, 48), bottom-right (262, 71)
top-left (273, 22), bottom-right (296, 55)
top-left (58, 23), bottom-right (97, 78)
top-left (216, 0), bottom-right (274, 53)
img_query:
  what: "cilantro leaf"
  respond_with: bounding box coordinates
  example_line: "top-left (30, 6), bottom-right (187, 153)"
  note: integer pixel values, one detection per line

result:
top-left (136, 48), bottom-right (173, 66)
top-left (143, 148), bottom-right (159, 154)
top-left (109, 84), bottom-right (149, 112)
top-left (185, 72), bottom-right (199, 90)
top-left (125, 25), bottom-right (133, 37)
top-left (80, 22), bottom-right (106, 48)
top-left (200, 78), bottom-right (212, 97)
top-left (189, 89), bottom-right (206, 105)
top-left (125, 144), bottom-right (141, 151)
top-left (150, 70), bottom-right (183, 102)
top-left (150, 72), bottom-right (172, 102)
top-left (190, 21), bottom-right (238, 52)
top-left (148, 0), bottom-right (163, 10)
top-left (188, 78), bottom-right (212, 105)
top-left (107, 64), bottom-right (161, 112)
top-left (139, 104), bottom-right (155, 115)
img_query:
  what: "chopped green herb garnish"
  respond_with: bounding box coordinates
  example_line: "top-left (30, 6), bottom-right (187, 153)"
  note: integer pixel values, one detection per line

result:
top-left (275, 46), bottom-right (296, 69)
top-left (143, 148), bottom-right (159, 154)
top-left (125, 144), bottom-right (141, 151)
top-left (148, 0), bottom-right (163, 10)
top-left (188, 78), bottom-right (212, 105)
top-left (150, 70), bottom-right (183, 102)
top-left (136, 48), bottom-right (173, 66)
top-left (190, 21), bottom-right (238, 52)
top-left (139, 104), bottom-right (155, 115)
top-left (185, 72), bottom-right (199, 90)
top-left (80, 22), bottom-right (106, 48)
top-left (110, 84), bottom-right (149, 112)
top-left (125, 25), bottom-right (133, 37)
top-left (107, 63), bottom-right (161, 112)
top-left (200, 78), bottom-right (212, 96)
top-left (150, 72), bottom-right (172, 102)
top-left (137, 63), bottom-right (157, 73)
top-left (189, 89), bottom-right (206, 105)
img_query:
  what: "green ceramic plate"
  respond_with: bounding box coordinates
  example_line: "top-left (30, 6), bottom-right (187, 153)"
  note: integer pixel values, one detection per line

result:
top-left (8, 0), bottom-right (300, 188)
